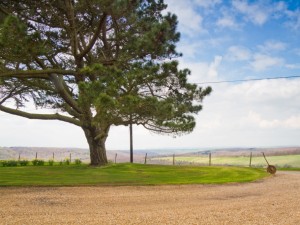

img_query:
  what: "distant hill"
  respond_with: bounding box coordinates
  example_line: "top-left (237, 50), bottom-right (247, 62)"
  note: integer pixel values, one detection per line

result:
top-left (0, 147), bottom-right (146, 163)
top-left (179, 147), bottom-right (300, 157)
top-left (1, 146), bottom-right (299, 163)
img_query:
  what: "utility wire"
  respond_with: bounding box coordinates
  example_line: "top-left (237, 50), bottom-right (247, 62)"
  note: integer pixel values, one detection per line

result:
top-left (195, 75), bottom-right (300, 85)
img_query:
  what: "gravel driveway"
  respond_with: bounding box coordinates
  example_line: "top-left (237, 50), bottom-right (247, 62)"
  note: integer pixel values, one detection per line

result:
top-left (0, 171), bottom-right (299, 225)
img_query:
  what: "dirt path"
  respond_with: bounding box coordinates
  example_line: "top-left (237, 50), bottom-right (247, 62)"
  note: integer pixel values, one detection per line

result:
top-left (0, 171), bottom-right (300, 225)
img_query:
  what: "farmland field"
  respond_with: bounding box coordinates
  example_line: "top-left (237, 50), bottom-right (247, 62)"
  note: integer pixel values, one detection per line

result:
top-left (151, 154), bottom-right (300, 168)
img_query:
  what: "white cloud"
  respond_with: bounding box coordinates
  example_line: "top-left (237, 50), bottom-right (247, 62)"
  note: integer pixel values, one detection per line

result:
top-left (232, 0), bottom-right (269, 25)
top-left (208, 56), bottom-right (222, 78)
top-left (226, 45), bottom-right (251, 61)
top-left (284, 8), bottom-right (300, 30)
top-left (164, 0), bottom-right (206, 36)
top-left (250, 53), bottom-right (284, 71)
top-left (258, 40), bottom-right (287, 52)
top-left (217, 15), bottom-right (239, 29)
top-left (194, 0), bottom-right (221, 8)
top-left (245, 111), bottom-right (300, 129)
top-left (177, 42), bottom-right (204, 59)
top-left (180, 55), bottom-right (222, 83)
top-left (294, 48), bottom-right (300, 56)
top-left (286, 64), bottom-right (300, 69)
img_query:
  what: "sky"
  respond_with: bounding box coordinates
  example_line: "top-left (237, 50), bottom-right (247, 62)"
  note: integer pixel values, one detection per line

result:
top-left (1, 0), bottom-right (300, 150)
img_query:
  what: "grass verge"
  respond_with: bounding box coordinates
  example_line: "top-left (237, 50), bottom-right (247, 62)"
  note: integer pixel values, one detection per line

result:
top-left (278, 167), bottom-right (300, 171)
top-left (0, 163), bottom-right (268, 187)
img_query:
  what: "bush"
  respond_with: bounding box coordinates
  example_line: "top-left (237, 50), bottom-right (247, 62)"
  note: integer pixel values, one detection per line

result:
top-left (74, 159), bottom-right (82, 165)
top-left (19, 160), bottom-right (29, 166)
top-left (2, 160), bottom-right (18, 167)
top-left (32, 159), bottom-right (45, 166)
top-left (65, 159), bottom-right (70, 165)
top-left (48, 160), bottom-right (54, 166)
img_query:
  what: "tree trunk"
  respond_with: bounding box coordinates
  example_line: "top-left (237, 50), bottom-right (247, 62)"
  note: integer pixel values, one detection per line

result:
top-left (82, 126), bottom-right (109, 166)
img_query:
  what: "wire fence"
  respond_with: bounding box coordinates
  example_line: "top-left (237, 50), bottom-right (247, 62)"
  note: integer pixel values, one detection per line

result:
top-left (1, 150), bottom-right (300, 168)
top-left (146, 153), bottom-right (300, 168)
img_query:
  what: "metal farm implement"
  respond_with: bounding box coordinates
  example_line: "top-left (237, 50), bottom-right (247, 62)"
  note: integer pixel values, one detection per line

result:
top-left (262, 152), bottom-right (276, 174)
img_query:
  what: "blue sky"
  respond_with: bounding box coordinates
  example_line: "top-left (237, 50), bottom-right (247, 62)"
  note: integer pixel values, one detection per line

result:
top-left (1, 0), bottom-right (300, 150)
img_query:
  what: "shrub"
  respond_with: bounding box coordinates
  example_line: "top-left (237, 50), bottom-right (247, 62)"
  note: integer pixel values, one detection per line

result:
top-left (65, 159), bottom-right (70, 165)
top-left (19, 160), bottom-right (29, 166)
top-left (32, 159), bottom-right (45, 166)
top-left (48, 160), bottom-right (54, 166)
top-left (74, 159), bottom-right (82, 165)
top-left (2, 160), bottom-right (18, 167)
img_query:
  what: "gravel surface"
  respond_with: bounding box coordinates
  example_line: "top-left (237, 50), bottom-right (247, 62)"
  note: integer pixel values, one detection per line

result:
top-left (0, 171), bottom-right (299, 225)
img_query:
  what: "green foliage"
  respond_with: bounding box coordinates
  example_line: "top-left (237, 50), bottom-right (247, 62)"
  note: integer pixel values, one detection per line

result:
top-left (19, 160), bottom-right (29, 166)
top-left (74, 159), bottom-right (82, 165)
top-left (48, 160), bottom-right (54, 166)
top-left (0, 15), bottom-right (46, 63)
top-left (32, 159), bottom-right (45, 166)
top-left (2, 160), bottom-right (18, 167)
top-left (64, 159), bottom-right (70, 165)
top-left (0, 164), bottom-right (268, 186)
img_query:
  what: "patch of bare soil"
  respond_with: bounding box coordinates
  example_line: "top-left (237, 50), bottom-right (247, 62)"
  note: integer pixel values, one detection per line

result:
top-left (0, 171), bottom-right (299, 225)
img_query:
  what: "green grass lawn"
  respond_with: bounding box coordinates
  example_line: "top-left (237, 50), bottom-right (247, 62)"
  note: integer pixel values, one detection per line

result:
top-left (278, 167), bottom-right (300, 171)
top-left (0, 163), bottom-right (268, 187)
top-left (153, 154), bottom-right (300, 168)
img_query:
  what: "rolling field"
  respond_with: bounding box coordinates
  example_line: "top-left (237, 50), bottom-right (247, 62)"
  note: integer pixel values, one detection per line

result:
top-left (151, 154), bottom-right (300, 168)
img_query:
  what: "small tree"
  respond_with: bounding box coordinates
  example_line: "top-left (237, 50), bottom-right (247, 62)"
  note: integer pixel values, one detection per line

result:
top-left (0, 0), bottom-right (211, 166)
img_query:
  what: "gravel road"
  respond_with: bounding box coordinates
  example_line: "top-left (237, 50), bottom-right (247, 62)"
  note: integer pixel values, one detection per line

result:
top-left (0, 171), bottom-right (299, 225)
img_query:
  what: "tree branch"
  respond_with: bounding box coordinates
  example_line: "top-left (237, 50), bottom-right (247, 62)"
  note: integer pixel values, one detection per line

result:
top-left (49, 74), bottom-right (82, 114)
top-left (1, 69), bottom-right (77, 79)
top-left (0, 6), bottom-right (10, 15)
top-left (77, 13), bottom-right (107, 59)
top-left (64, 0), bottom-right (79, 57)
top-left (0, 104), bottom-right (81, 126)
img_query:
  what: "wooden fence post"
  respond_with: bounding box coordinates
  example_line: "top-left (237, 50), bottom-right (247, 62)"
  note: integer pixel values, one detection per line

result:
top-left (144, 153), bottom-right (147, 164)
top-left (35, 152), bottom-right (38, 160)
top-left (115, 153), bottom-right (117, 164)
top-left (18, 153), bottom-right (21, 161)
top-left (209, 153), bottom-right (211, 166)
top-left (249, 152), bottom-right (252, 167)
top-left (53, 152), bottom-right (55, 161)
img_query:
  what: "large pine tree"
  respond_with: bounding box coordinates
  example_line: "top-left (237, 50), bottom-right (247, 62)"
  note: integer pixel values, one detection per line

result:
top-left (0, 0), bottom-right (211, 166)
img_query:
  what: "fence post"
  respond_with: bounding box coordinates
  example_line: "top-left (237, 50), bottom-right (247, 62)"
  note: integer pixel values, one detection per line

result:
top-left (70, 153), bottom-right (72, 163)
top-left (18, 153), bottom-right (21, 161)
top-left (144, 153), bottom-right (147, 164)
top-left (173, 154), bottom-right (175, 165)
top-left (115, 153), bottom-right (117, 164)
top-left (249, 152), bottom-right (252, 167)
top-left (53, 152), bottom-right (55, 161)
top-left (35, 152), bottom-right (38, 160)
top-left (209, 153), bottom-right (211, 166)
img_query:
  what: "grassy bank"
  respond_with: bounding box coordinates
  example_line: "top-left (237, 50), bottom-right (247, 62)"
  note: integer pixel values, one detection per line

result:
top-left (0, 163), bottom-right (268, 187)
top-left (278, 167), bottom-right (300, 171)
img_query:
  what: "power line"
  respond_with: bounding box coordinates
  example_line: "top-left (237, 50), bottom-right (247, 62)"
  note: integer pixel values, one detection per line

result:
top-left (195, 75), bottom-right (300, 85)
